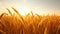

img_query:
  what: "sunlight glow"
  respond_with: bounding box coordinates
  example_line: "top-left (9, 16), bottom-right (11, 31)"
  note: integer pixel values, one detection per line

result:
top-left (18, 6), bottom-right (30, 16)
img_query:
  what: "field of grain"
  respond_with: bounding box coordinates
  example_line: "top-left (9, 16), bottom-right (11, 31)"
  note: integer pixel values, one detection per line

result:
top-left (0, 7), bottom-right (60, 34)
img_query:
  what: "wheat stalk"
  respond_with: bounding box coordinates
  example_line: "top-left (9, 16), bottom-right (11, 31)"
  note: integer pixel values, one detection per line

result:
top-left (11, 7), bottom-right (20, 16)
top-left (12, 7), bottom-right (24, 19)
top-left (11, 7), bottom-right (27, 25)
top-left (6, 8), bottom-right (12, 16)
top-left (0, 13), bottom-right (8, 19)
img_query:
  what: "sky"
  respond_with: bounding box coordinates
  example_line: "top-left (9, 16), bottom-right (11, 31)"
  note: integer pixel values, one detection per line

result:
top-left (0, 0), bottom-right (60, 15)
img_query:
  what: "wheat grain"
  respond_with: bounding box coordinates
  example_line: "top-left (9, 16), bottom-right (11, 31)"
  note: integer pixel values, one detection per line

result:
top-left (6, 8), bottom-right (12, 16)
top-left (0, 13), bottom-right (8, 19)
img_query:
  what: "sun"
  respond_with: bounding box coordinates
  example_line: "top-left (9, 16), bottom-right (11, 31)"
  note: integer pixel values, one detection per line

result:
top-left (16, 0), bottom-right (31, 16)
top-left (18, 6), bottom-right (30, 16)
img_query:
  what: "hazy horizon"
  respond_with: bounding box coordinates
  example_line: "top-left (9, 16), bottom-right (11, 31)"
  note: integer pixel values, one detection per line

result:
top-left (0, 0), bottom-right (60, 16)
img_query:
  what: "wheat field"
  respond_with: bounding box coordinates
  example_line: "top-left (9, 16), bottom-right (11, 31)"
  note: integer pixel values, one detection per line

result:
top-left (0, 7), bottom-right (60, 34)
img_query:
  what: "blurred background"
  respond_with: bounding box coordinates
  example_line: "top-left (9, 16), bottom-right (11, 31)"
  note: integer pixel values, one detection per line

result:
top-left (0, 0), bottom-right (60, 16)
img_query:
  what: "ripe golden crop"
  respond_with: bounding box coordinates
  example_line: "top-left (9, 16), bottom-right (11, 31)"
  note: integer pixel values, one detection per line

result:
top-left (0, 7), bottom-right (60, 34)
